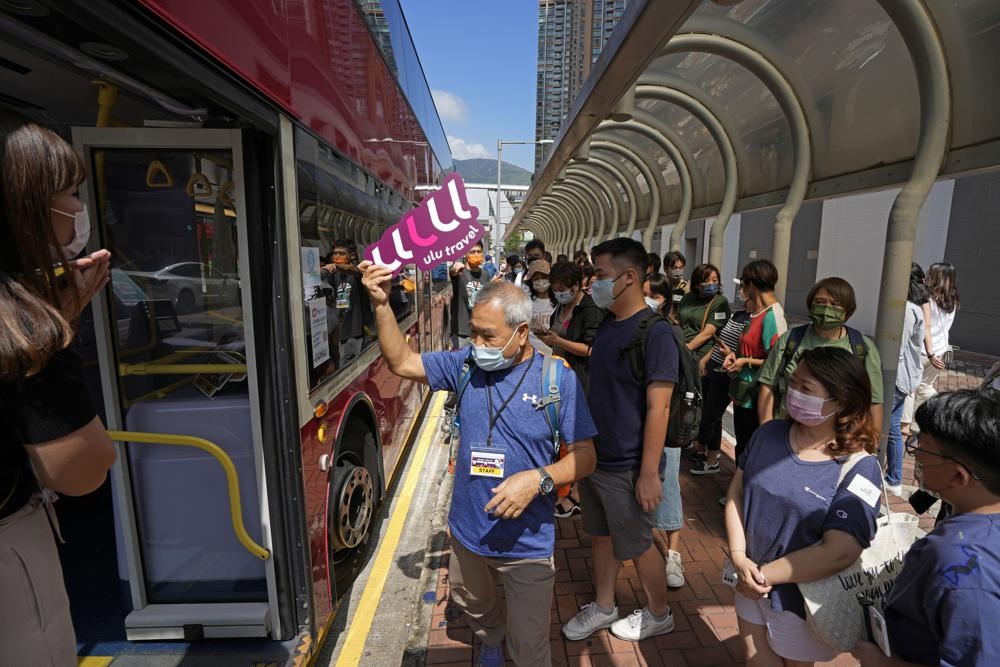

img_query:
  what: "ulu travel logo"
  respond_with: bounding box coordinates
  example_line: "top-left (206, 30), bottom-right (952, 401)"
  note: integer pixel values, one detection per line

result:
top-left (364, 173), bottom-right (485, 276)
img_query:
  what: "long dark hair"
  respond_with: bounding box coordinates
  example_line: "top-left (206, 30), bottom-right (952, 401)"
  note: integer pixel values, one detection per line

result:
top-left (927, 262), bottom-right (959, 313)
top-left (0, 113), bottom-right (83, 379)
top-left (796, 347), bottom-right (879, 455)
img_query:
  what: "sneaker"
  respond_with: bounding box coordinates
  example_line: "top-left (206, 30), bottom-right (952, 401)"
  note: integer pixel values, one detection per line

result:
top-left (477, 644), bottom-right (504, 667)
top-left (885, 483), bottom-right (903, 497)
top-left (690, 459), bottom-right (720, 475)
top-left (554, 497), bottom-right (581, 519)
top-left (562, 601), bottom-right (618, 640)
top-left (666, 550), bottom-right (685, 588)
top-left (609, 607), bottom-right (675, 641)
top-left (688, 449), bottom-right (707, 462)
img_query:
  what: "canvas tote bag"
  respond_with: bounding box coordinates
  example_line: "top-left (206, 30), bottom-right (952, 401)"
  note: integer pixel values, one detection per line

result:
top-left (797, 452), bottom-right (925, 652)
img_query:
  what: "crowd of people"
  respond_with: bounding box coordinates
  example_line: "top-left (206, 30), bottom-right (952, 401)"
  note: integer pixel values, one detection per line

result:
top-left (360, 234), bottom-right (998, 667)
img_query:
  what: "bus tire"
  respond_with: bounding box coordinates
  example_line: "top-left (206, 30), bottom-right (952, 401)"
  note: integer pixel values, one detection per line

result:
top-left (328, 420), bottom-right (379, 594)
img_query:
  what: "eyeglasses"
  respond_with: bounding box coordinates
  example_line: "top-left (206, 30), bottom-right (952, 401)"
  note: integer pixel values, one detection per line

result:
top-left (904, 434), bottom-right (981, 480)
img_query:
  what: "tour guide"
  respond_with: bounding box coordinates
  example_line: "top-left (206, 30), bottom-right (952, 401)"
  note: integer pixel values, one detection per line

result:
top-left (359, 263), bottom-right (598, 667)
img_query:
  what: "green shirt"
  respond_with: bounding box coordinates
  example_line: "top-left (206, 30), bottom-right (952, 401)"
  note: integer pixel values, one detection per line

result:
top-left (757, 324), bottom-right (884, 418)
top-left (678, 292), bottom-right (730, 358)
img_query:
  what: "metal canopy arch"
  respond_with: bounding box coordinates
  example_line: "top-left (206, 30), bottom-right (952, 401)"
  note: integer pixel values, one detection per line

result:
top-left (589, 142), bottom-right (661, 247)
top-left (547, 188), bottom-right (592, 254)
top-left (634, 80), bottom-right (739, 268)
top-left (583, 154), bottom-right (639, 241)
top-left (590, 131), bottom-right (671, 249)
top-left (658, 32), bottom-right (813, 303)
top-left (595, 119), bottom-right (693, 253)
top-left (566, 167), bottom-right (619, 246)
top-left (528, 210), bottom-right (558, 252)
top-left (535, 202), bottom-right (571, 254)
top-left (553, 182), bottom-right (602, 252)
top-left (561, 174), bottom-right (609, 249)
top-left (633, 109), bottom-right (705, 208)
top-left (567, 164), bottom-right (623, 242)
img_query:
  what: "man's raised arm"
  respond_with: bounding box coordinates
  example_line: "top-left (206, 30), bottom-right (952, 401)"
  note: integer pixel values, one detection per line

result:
top-left (359, 261), bottom-right (427, 382)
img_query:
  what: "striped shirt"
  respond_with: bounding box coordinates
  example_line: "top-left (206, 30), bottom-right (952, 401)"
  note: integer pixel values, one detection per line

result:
top-left (710, 310), bottom-right (751, 365)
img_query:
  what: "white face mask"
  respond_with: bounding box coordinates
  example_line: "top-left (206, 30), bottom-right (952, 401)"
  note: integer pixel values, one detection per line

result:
top-left (471, 327), bottom-right (522, 372)
top-left (532, 279), bottom-right (550, 292)
top-left (51, 204), bottom-right (91, 257)
top-left (553, 289), bottom-right (575, 305)
top-left (644, 296), bottom-right (661, 311)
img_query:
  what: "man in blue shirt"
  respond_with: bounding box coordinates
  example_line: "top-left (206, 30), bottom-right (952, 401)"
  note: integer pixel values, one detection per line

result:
top-left (358, 264), bottom-right (597, 667)
top-left (853, 388), bottom-right (1000, 666)
top-left (562, 238), bottom-right (680, 643)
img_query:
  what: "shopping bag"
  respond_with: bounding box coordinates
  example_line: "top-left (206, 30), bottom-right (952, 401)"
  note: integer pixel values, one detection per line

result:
top-left (797, 469), bottom-right (924, 652)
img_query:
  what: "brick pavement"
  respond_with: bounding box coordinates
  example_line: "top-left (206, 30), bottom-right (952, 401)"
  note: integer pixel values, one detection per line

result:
top-left (422, 353), bottom-right (993, 666)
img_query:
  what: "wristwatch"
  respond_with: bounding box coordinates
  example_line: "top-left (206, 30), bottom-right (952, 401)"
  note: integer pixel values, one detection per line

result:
top-left (536, 467), bottom-right (555, 496)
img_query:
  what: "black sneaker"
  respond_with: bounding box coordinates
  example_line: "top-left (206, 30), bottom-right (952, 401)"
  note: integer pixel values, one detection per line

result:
top-left (690, 460), bottom-right (720, 475)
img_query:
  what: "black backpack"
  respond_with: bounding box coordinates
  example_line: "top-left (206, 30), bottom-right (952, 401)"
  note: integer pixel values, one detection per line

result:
top-left (618, 311), bottom-right (703, 448)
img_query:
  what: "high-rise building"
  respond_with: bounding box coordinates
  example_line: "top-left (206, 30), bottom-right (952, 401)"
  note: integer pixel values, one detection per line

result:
top-left (535, 0), bottom-right (630, 172)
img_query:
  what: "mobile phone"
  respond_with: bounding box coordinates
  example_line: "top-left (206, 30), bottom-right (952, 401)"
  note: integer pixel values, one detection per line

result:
top-left (867, 605), bottom-right (891, 657)
top-left (721, 557), bottom-right (738, 588)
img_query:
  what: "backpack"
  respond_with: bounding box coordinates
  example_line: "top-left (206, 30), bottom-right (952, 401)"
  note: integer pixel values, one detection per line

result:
top-left (772, 324), bottom-right (869, 410)
top-left (452, 352), bottom-right (565, 460)
top-left (619, 311), bottom-right (703, 448)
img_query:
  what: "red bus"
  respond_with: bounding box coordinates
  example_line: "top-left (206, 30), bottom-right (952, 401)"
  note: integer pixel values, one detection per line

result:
top-left (0, 0), bottom-right (451, 662)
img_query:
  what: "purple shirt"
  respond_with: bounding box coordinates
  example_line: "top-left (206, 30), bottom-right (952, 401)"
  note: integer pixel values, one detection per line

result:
top-left (738, 420), bottom-right (882, 618)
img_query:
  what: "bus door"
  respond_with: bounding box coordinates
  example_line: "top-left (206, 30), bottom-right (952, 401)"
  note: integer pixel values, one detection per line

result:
top-left (71, 128), bottom-right (280, 640)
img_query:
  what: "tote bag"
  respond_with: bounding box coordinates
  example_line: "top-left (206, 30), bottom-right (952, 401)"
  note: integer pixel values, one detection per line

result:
top-left (797, 454), bottom-right (925, 652)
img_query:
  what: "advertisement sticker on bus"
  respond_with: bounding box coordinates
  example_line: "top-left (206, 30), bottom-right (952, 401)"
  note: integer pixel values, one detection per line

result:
top-left (364, 173), bottom-right (484, 276)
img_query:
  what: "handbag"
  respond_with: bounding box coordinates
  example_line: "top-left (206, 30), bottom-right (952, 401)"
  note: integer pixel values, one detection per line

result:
top-left (796, 453), bottom-right (925, 652)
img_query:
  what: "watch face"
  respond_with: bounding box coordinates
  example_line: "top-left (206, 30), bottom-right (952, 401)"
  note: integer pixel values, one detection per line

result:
top-left (540, 477), bottom-right (555, 495)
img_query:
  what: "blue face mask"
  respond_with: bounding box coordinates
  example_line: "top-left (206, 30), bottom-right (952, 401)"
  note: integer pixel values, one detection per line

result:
top-left (590, 272), bottom-right (626, 309)
top-left (471, 326), bottom-right (523, 372)
top-left (699, 283), bottom-right (719, 298)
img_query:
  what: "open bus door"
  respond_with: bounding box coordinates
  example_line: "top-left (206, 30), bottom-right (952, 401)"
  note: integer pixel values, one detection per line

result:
top-left (71, 128), bottom-right (281, 641)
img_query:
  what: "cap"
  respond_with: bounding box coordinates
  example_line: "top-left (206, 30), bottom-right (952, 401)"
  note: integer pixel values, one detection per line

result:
top-left (525, 259), bottom-right (551, 280)
top-left (732, 278), bottom-right (743, 286)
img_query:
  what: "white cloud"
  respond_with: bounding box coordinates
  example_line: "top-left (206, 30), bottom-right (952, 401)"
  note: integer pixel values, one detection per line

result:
top-left (448, 135), bottom-right (491, 160)
top-left (432, 89), bottom-right (469, 123)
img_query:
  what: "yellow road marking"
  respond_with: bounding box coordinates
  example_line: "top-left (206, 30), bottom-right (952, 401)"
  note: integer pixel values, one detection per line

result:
top-left (334, 391), bottom-right (447, 666)
top-left (78, 658), bottom-right (114, 667)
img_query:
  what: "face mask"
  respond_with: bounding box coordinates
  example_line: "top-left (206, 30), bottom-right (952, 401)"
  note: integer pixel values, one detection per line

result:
top-left (554, 289), bottom-right (575, 305)
top-left (51, 204), bottom-right (91, 257)
top-left (590, 272), bottom-right (626, 309)
top-left (514, 267), bottom-right (524, 274)
top-left (644, 296), bottom-right (661, 311)
top-left (670, 268), bottom-right (684, 280)
top-left (810, 303), bottom-right (847, 331)
top-left (471, 327), bottom-right (522, 372)
top-left (467, 255), bottom-right (484, 269)
top-left (785, 387), bottom-right (836, 426)
top-left (532, 279), bottom-right (550, 292)
top-left (699, 283), bottom-right (719, 298)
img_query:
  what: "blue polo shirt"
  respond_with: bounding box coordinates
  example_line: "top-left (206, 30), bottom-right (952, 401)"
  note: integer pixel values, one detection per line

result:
top-left (423, 349), bottom-right (597, 559)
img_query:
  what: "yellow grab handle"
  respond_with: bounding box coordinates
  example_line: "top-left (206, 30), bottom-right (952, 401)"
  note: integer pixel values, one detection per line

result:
top-left (107, 430), bottom-right (270, 560)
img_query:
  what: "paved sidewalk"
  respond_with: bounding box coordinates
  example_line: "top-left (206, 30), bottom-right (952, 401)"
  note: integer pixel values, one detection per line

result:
top-left (419, 353), bottom-right (992, 666)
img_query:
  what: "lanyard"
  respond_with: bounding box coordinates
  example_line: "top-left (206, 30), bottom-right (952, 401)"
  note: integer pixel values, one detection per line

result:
top-left (484, 354), bottom-right (534, 447)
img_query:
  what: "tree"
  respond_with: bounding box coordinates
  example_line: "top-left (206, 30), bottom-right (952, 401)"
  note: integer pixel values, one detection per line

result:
top-left (504, 230), bottom-right (525, 256)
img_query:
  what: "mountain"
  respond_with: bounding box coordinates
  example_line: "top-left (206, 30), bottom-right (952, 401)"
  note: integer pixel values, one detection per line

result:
top-left (453, 158), bottom-right (533, 186)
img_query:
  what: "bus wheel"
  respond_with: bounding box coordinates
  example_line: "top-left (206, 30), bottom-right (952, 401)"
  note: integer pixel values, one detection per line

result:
top-left (328, 423), bottom-right (379, 594)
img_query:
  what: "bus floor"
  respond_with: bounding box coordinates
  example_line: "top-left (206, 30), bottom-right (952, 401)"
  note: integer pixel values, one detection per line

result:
top-left (319, 351), bottom-right (994, 667)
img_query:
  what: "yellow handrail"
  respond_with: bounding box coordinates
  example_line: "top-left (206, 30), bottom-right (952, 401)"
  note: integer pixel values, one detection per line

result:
top-left (118, 363), bottom-right (247, 376)
top-left (106, 430), bottom-right (270, 560)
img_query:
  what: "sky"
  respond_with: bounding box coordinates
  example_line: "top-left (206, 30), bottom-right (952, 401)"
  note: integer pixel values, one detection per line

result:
top-left (399, 1), bottom-right (540, 171)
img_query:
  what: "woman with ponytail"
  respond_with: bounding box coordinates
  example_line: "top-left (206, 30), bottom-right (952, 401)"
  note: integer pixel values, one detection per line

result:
top-left (725, 346), bottom-right (883, 665)
top-left (0, 112), bottom-right (116, 665)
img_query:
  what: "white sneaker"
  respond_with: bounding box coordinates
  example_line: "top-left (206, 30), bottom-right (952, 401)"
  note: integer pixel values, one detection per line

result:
top-left (885, 483), bottom-right (903, 497)
top-left (609, 607), bottom-right (674, 641)
top-left (666, 550), bottom-right (685, 588)
top-left (562, 601), bottom-right (618, 640)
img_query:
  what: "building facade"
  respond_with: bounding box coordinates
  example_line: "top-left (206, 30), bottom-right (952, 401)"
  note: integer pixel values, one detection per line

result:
top-left (535, 0), bottom-right (629, 171)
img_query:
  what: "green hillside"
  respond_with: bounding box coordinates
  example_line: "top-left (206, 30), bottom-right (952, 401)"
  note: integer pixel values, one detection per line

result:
top-left (454, 158), bottom-right (533, 186)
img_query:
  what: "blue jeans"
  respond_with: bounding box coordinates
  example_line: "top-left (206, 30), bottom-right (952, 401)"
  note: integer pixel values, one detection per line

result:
top-left (654, 446), bottom-right (683, 531)
top-left (886, 387), bottom-right (908, 486)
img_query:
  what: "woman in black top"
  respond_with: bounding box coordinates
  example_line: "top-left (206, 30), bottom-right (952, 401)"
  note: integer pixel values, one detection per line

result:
top-left (0, 113), bottom-right (116, 664)
top-left (537, 261), bottom-right (604, 391)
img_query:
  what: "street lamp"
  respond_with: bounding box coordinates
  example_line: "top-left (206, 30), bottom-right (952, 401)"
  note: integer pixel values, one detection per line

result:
top-left (365, 137), bottom-right (432, 185)
top-left (496, 138), bottom-right (553, 263)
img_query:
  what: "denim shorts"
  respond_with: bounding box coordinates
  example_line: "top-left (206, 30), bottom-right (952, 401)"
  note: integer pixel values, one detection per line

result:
top-left (653, 446), bottom-right (683, 531)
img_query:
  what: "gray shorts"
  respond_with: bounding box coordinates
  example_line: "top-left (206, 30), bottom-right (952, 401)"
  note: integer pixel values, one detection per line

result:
top-left (578, 468), bottom-right (656, 561)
